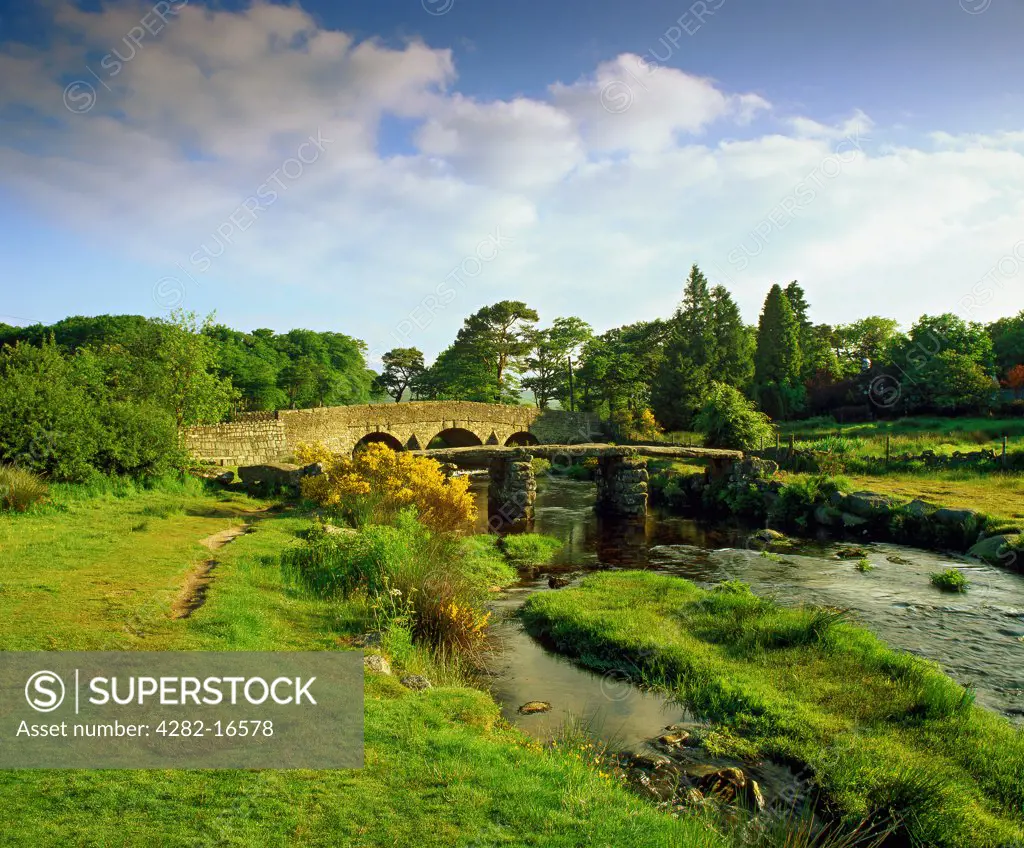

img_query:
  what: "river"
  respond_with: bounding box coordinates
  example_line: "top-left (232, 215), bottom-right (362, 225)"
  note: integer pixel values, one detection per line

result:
top-left (480, 476), bottom-right (1024, 751)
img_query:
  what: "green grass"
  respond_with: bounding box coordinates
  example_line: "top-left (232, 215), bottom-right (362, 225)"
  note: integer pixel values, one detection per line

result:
top-left (930, 568), bottom-right (970, 593)
top-left (0, 483), bottom-right (743, 847)
top-left (521, 572), bottom-right (1024, 848)
top-left (498, 532), bottom-right (564, 567)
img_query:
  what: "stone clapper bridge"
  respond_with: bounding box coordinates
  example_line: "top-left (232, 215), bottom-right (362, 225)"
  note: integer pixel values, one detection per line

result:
top-left (183, 401), bottom-right (741, 523)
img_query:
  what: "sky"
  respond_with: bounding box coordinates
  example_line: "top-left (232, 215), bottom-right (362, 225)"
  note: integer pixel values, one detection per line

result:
top-left (0, 0), bottom-right (1022, 366)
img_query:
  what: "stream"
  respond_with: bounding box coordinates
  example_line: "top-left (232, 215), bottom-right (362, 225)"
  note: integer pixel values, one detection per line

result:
top-left (480, 476), bottom-right (1024, 756)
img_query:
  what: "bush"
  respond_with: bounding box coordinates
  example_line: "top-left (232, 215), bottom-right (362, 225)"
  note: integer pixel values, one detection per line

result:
top-left (0, 466), bottom-right (48, 512)
top-left (282, 512), bottom-right (515, 653)
top-left (0, 341), bottom-right (186, 480)
top-left (930, 568), bottom-right (969, 593)
top-left (695, 382), bottom-right (774, 451)
top-left (295, 441), bottom-right (476, 534)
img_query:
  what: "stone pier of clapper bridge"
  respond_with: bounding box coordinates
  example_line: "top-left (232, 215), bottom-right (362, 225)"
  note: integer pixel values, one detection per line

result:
top-left (416, 444), bottom-right (743, 525)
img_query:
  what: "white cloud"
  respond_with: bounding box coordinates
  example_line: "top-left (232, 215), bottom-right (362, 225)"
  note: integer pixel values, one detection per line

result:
top-left (0, 1), bottom-right (1022, 360)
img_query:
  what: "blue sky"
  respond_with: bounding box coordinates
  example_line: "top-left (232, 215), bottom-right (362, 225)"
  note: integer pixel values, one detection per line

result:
top-left (0, 0), bottom-right (1022, 363)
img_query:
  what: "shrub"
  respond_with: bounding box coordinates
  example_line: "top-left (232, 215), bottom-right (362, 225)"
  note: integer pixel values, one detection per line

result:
top-left (695, 382), bottom-right (774, 451)
top-left (929, 568), bottom-right (969, 593)
top-left (295, 441), bottom-right (476, 534)
top-left (565, 457), bottom-right (599, 481)
top-left (0, 466), bottom-right (49, 512)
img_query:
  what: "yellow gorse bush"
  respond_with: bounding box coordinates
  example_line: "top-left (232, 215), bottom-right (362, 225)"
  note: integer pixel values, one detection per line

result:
top-left (295, 441), bottom-right (477, 534)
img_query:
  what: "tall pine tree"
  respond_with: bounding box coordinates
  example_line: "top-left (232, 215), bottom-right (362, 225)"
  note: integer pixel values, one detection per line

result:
top-left (651, 264), bottom-right (714, 430)
top-left (753, 285), bottom-right (805, 419)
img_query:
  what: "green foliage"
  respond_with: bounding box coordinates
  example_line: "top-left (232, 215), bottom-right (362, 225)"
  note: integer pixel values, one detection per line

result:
top-left (415, 301), bottom-right (539, 403)
top-left (651, 266), bottom-right (754, 430)
top-left (989, 310), bottom-right (1024, 378)
top-left (498, 532), bottom-right (563, 567)
top-left (374, 347), bottom-right (425, 402)
top-left (522, 316), bottom-right (592, 409)
top-left (694, 382), bottom-right (774, 450)
top-left (753, 284), bottom-right (805, 419)
top-left (930, 568), bottom-right (969, 593)
top-left (0, 466), bottom-right (49, 512)
top-left (575, 320), bottom-right (668, 418)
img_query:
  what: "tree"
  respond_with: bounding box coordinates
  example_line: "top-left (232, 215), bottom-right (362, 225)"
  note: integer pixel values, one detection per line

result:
top-left (834, 316), bottom-right (900, 372)
top-left (892, 314), bottom-right (995, 378)
top-left (155, 310), bottom-right (236, 427)
top-left (651, 264), bottom-right (715, 430)
top-left (753, 285), bottom-right (804, 419)
top-left (989, 311), bottom-right (1024, 379)
top-left (577, 320), bottom-right (668, 418)
top-left (694, 382), bottom-right (774, 451)
top-left (910, 350), bottom-right (998, 414)
top-left (456, 301), bottom-right (539, 399)
top-left (708, 285), bottom-right (755, 390)
top-left (412, 344), bottom-right (498, 402)
top-left (375, 348), bottom-right (425, 402)
top-left (522, 317), bottom-right (592, 409)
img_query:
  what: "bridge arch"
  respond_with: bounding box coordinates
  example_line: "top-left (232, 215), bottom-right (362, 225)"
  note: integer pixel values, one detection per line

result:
top-left (505, 431), bottom-right (539, 447)
top-left (429, 427), bottom-right (484, 449)
top-left (354, 432), bottom-right (404, 453)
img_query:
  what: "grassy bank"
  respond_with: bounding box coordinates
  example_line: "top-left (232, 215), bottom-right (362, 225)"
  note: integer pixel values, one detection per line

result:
top-left (0, 481), bottom-right (750, 847)
top-left (522, 572), bottom-right (1024, 848)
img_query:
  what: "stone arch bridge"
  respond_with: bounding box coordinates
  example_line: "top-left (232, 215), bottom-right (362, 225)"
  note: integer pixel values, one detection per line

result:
top-left (183, 401), bottom-right (603, 468)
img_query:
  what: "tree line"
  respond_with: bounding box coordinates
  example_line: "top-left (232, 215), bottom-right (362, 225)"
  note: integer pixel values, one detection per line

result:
top-left (2, 271), bottom-right (1022, 478)
top-left (376, 266), bottom-right (1024, 434)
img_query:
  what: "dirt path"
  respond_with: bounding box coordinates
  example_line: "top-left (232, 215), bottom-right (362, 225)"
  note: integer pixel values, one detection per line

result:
top-left (170, 524), bottom-right (255, 620)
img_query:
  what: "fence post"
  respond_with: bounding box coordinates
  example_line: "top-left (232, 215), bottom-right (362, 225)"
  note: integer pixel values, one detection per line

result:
top-left (789, 434), bottom-right (795, 456)
top-left (886, 434), bottom-right (890, 467)
top-left (1003, 435), bottom-right (1008, 470)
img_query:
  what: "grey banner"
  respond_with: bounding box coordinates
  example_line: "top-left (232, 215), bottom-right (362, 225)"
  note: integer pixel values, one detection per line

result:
top-left (0, 652), bottom-right (363, 769)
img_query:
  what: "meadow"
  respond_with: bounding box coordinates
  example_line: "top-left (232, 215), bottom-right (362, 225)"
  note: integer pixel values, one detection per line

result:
top-left (0, 476), bottom-right (792, 847)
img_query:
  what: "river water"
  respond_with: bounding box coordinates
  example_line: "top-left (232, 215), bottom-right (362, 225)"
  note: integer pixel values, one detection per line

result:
top-left (481, 477), bottom-right (1024, 750)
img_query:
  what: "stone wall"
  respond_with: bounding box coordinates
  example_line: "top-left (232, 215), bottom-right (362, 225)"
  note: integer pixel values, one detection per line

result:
top-left (594, 452), bottom-right (649, 517)
top-left (182, 413), bottom-right (289, 467)
top-left (183, 402), bottom-right (601, 466)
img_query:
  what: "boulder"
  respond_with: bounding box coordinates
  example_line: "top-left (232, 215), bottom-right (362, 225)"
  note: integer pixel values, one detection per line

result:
top-left (841, 491), bottom-right (897, 519)
top-left (237, 462), bottom-right (322, 493)
top-left (841, 512), bottom-right (868, 529)
top-left (934, 507), bottom-right (979, 527)
top-left (214, 471), bottom-right (235, 485)
top-left (905, 499), bottom-right (934, 519)
top-left (547, 575), bottom-right (571, 589)
top-left (968, 534), bottom-right (1020, 566)
top-left (399, 674), bottom-right (432, 691)
top-left (814, 505), bottom-right (842, 527)
top-left (363, 654), bottom-right (391, 675)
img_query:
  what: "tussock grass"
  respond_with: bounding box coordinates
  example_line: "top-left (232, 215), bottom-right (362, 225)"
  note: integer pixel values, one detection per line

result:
top-left (0, 465), bottom-right (48, 512)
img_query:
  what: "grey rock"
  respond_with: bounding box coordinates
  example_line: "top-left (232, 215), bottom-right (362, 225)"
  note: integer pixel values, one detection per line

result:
top-left (214, 471), bottom-right (235, 485)
top-left (352, 631), bottom-right (383, 648)
top-left (363, 654), bottom-right (391, 675)
top-left (814, 505), bottom-right (842, 527)
top-left (518, 700), bottom-right (552, 714)
top-left (905, 499), bottom-right (934, 518)
top-left (842, 512), bottom-right (869, 528)
top-left (842, 491), bottom-right (897, 519)
top-left (968, 534), bottom-right (1020, 566)
top-left (400, 674), bottom-right (432, 691)
top-left (934, 507), bottom-right (979, 526)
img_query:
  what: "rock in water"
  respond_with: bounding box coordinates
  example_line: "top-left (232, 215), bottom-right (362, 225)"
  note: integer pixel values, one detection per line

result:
top-left (548, 575), bottom-right (570, 589)
top-left (518, 701), bottom-right (552, 715)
